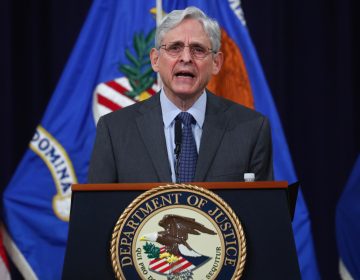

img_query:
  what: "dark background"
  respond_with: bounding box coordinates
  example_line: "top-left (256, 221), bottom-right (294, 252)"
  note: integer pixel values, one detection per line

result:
top-left (1, 1), bottom-right (359, 279)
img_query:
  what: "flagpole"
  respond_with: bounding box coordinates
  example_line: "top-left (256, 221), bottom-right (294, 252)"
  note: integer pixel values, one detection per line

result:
top-left (156, 0), bottom-right (163, 26)
top-left (156, 0), bottom-right (163, 87)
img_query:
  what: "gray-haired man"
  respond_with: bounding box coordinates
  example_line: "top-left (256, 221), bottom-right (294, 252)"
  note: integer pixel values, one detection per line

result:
top-left (88, 7), bottom-right (273, 184)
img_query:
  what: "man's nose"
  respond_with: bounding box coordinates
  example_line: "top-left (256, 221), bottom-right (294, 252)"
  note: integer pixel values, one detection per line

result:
top-left (179, 46), bottom-right (192, 62)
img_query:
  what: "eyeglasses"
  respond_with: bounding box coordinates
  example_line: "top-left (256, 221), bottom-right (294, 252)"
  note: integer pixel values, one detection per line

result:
top-left (159, 42), bottom-right (216, 59)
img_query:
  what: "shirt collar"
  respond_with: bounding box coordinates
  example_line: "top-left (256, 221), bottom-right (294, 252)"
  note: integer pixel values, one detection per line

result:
top-left (160, 89), bottom-right (207, 128)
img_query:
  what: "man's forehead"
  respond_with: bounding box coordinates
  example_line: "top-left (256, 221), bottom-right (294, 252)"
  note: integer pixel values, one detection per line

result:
top-left (161, 19), bottom-right (210, 43)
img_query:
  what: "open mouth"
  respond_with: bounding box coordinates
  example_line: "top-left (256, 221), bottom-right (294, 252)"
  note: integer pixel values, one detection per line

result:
top-left (175, 71), bottom-right (195, 78)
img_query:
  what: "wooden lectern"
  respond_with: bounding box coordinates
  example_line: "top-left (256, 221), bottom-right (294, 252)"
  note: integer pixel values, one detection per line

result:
top-left (62, 181), bottom-right (301, 279)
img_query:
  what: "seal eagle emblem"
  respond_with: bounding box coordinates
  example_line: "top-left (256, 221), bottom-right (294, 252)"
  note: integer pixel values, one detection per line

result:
top-left (140, 214), bottom-right (216, 277)
top-left (110, 184), bottom-right (246, 280)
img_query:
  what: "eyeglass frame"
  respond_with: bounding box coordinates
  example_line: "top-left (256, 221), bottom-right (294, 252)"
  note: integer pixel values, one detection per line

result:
top-left (158, 41), bottom-right (217, 59)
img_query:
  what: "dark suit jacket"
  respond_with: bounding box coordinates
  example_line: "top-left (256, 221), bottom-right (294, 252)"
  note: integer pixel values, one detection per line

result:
top-left (88, 91), bottom-right (273, 183)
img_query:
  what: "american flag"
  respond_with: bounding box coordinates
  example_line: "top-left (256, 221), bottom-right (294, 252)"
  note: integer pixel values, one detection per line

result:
top-left (149, 247), bottom-right (195, 275)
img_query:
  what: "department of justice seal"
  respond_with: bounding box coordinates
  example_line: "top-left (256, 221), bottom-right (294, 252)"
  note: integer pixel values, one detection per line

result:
top-left (110, 184), bottom-right (246, 279)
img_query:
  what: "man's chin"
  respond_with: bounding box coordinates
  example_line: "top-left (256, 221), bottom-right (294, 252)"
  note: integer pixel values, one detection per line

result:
top-left (171, 85), bottom-right (202, 96)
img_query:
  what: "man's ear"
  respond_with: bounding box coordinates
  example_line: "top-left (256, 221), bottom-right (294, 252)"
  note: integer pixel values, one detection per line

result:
top-left (150, 48), bottom-right (160, 72)
top-left (212, 51), bottom-right (223, 75)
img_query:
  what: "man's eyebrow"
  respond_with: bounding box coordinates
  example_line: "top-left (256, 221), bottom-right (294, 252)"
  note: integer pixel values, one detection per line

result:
top-left (189, 42), bottom-right (206, 47)
top-left (167, 41), bottom-right (206, 46)
top-left (167, 40), bottom-right (184, 45)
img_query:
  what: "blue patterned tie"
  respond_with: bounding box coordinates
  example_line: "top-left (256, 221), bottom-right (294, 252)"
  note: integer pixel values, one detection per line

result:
top-left (176, 112), bottom-right (198, 183)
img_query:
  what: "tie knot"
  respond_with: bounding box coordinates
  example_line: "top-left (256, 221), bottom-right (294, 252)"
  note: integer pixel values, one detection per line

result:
top-left (177, 112), bottom-right (195, 126)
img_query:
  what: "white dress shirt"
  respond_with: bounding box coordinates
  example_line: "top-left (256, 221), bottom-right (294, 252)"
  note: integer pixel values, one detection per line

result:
top-left (160, 89), bottom-right (206, 182)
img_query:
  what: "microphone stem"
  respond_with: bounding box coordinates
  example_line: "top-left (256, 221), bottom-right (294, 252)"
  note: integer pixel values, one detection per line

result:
top-left (174, 118), bottom-right (182, 182)
top-left (175, 147), bottom-right (180, 182)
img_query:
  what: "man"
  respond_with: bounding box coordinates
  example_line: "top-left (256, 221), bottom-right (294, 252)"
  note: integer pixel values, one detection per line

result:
top-left (88, 6), bottom-right (273, 183)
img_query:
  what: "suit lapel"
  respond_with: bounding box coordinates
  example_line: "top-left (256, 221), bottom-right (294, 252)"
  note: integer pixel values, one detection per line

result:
top-left (194, 92), bottom-right (229, 181)
top-left (136, 94), bottom-right (172, 182)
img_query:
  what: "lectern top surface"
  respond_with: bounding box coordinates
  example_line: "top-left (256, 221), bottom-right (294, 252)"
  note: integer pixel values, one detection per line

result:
top-left (72, 181), bottom-right (288, 191)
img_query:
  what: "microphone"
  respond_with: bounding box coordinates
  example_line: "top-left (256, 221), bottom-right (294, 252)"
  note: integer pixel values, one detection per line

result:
top-left (174, 118), bottom-right (182, 156)
top-left (174, 118), bottom-right (182, 181)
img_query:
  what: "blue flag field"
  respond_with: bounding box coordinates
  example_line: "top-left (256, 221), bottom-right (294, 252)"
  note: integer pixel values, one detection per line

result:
top-left (3, 0), bottom-right (320, 279)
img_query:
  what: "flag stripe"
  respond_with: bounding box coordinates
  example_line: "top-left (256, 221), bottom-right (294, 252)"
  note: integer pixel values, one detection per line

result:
top-left (171, 260), bottom-right (193, 274)
top-left (147, 87), bottom-right (156, 95)
top-left (105, 80), bottom-right (129, 94)
top-left (152, 261), bottom-right (169, 272)
top-left (150, 259), bottom-right (167, 269)
top-left (158, 259), bottom-right (184, 273)
top-left (95, 82), bottom-right (135, 109)
top-left (95, 104), bottom-right (112, 119)
top-left (0, 234), bottom-right (9, 269)
top-left (97, 94), bottom-right (122, 111)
